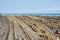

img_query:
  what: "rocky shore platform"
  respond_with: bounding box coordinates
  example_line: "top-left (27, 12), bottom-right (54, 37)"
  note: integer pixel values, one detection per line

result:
top-left (0, 15), bottom-right (60, 40)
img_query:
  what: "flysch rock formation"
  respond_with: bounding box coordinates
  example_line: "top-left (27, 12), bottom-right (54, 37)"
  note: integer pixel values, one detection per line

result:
top-left (0, 15), bottom-right (60, 40)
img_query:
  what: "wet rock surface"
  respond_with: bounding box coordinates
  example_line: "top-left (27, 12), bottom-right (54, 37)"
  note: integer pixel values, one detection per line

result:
top-left (0, 15), bottom-right (60, 40)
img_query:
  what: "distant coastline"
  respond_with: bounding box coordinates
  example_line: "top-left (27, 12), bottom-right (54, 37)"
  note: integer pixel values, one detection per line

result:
top-left (0, 13), bottom-right (60, 16)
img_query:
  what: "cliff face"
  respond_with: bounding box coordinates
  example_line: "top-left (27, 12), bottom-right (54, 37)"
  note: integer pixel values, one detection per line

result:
top-left (0, 15), bottom-right (60, 40)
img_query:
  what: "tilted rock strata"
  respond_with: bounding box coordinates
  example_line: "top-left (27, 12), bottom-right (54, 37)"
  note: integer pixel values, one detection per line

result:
top-left (0, 15), bottom-right (60, 40)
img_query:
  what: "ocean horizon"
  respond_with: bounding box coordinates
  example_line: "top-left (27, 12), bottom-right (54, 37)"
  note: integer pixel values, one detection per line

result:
top-left (0, 13), bottom-right (60, 16)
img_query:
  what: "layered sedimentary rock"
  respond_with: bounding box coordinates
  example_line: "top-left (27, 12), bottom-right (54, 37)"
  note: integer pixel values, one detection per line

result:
top-left (0, 15), bottom-right (60, 40)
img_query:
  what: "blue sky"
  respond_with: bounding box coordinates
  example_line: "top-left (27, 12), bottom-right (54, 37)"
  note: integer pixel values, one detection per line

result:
top-left (0, 0), bottom-right (60, 13)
